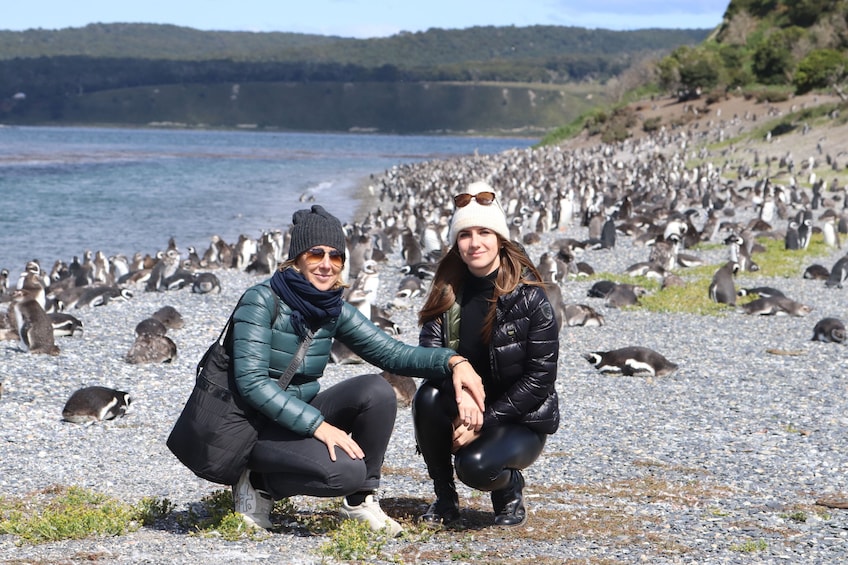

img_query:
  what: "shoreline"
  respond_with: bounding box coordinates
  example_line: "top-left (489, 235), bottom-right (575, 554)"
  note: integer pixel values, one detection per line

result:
top-left (2, 106), bottom-right (848, 563)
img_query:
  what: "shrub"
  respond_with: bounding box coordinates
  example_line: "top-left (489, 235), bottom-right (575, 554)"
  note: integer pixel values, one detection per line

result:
top-left (794, 48), bottom-right (847, 94)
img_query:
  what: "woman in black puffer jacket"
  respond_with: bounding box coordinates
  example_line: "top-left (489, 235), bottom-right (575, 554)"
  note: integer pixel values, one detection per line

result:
top-left (413, 182), bottom-right (560, 528)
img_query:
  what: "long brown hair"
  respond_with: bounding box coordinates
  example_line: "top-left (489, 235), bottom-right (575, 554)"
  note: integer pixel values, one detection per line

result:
top-left (418, 236), bottom-right (544, 344)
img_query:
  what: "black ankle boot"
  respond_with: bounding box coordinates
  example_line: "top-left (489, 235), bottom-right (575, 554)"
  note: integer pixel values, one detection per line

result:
top-left (420, 478), bottom-right (460, 526)
top-left (491, 470), bottom-right (526, 526)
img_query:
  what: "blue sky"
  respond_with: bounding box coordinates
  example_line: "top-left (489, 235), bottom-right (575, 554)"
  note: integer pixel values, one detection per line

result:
top-left (4, 1), bottom-right (729, 37)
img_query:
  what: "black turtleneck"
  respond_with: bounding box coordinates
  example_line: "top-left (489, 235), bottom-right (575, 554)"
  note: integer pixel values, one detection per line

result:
top-left (457, 268), bottom-right (497, 384)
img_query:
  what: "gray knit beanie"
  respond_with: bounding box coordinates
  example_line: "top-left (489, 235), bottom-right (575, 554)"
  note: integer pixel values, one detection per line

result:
top-left (287, 205), bottom-right (347, 261)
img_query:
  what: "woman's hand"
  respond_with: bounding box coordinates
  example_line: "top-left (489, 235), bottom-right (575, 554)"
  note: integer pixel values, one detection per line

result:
top-left (313, 421), bottom-right (364, 461)
top-left (451, 420), bottom-right (480, 453)
top-left (455, 387), bottom-right (484, 432)
top-left (449, 356), bottom-right (485, 415)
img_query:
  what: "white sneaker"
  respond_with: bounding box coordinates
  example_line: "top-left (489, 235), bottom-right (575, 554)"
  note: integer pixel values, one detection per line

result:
top-left (339, 494), bottom-right (403, 537)
top-left (232, 469), bottom-right (273, 530)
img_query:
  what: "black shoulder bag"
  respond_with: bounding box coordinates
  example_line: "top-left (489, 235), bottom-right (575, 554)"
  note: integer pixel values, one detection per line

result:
top-left (167, 294), bottom-right (314, 485)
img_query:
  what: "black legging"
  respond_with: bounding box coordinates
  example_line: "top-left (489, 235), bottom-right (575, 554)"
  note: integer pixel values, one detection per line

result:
top-left (412, 380), bottom-right (546, 492)
top-left (249, 373), bottom-right (397, 499)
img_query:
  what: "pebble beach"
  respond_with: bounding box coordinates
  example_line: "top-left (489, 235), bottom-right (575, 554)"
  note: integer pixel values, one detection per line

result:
top-left (2, 99), bottom-right (848, 563)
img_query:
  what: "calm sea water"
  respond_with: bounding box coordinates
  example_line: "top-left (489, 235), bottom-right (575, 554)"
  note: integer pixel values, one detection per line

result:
top-left (0, 126), bottom-right (535, 272)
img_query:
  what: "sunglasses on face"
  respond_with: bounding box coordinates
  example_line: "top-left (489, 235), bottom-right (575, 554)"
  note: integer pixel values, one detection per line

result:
top-left (454, 191), bottom-right (496, 208)
top-left (304, 247), bottom-right (344, 268)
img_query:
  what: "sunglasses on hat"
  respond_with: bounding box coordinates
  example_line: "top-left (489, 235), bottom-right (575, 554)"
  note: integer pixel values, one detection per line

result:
top-left (454, 191), bottom-right (496, 208)
top-left (304, 247), bottom-right (344, 269)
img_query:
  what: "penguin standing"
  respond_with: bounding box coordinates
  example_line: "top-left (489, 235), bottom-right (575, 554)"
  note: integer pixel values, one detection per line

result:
top-left (11, 289), bottom-right (59, 355)
top-left (62, 386), bottom-right (131, 424)
top-left (825, 254), bottom-right (848, 288)
top-left (797, 210), bottom-right (813, 250)
top-left (784, 220), bottom-right (800, 250)
top-left (145, 249), bottom-right (181, 292)
top-left (709, 261), bottom-right (739, 305)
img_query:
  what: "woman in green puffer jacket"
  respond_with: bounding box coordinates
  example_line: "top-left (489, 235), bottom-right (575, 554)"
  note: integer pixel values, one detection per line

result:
top-left (229, 204), bottom-right (484, 537)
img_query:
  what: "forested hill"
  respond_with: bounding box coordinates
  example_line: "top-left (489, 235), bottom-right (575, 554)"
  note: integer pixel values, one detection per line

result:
top-left (0, 23), bottom-right (712, 133)
top-left (0, 23), bottom-right (711, 68)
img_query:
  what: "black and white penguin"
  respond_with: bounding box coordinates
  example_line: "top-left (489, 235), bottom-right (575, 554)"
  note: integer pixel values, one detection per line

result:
top-left (191, 272), bottom-right (222, 294)
top-left (784, 220), bottom-right (800, 250)
top-left (587, 280), bottom-right (617, 299)
top-left (825, 254), bottom-right (848, 288)
top-left (811, 317), bottom-right (846, 343)
top-left (563, 303), bottom-right (605, 327)
top-left (584, 346), bottom-right (678, 377)
top-left (708, 261), bottom-right (739, 306)
top-left (125, 333), bottom-right (177, 364)
top-left (737, 286), bottom-right (785, 298)
top-left (74, 286), bottom-right (133, 309)
top-left (804, 263), bottom-right (830, 280)
top-left (145, 248), bottom-right (181, 292)
top-left (48, 312), bottom-right (84, 337)
top-left (797, 209), bottom-right (813, 250)
top-left (62, 386), bottom-right (131, 424)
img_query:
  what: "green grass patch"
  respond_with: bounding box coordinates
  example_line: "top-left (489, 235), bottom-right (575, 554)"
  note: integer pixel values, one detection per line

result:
top-left (0, 485), bottom-right (139, 544)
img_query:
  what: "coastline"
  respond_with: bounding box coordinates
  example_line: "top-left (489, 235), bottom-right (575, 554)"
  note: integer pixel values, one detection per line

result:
top-left (2, 94), bottom-right (848, 563)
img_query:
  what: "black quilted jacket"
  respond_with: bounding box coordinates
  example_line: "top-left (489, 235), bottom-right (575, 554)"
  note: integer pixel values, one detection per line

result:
top-left (419, 282), bottom-right (560, 434)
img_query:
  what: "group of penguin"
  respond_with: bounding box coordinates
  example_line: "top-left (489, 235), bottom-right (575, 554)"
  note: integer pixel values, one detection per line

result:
top-left (9, 105), bottom-right (848, 420)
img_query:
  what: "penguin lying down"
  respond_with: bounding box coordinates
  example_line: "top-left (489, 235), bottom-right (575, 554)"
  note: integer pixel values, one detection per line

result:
top-left (584, 346), bottom-right (678, 377)
top-left (62, 386), bottom-right (131, 424)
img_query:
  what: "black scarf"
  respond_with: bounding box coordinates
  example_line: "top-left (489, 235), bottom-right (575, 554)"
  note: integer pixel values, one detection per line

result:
top-left (269, 268), bottom-right (343, 337)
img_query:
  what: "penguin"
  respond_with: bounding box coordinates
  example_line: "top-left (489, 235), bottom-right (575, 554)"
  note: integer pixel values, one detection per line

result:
top-left (10, 289), bottom-right (60, 355)
top-left (804, 263), bottom-right (830, 280)
top-left (624, 261), bottom-right (667, 279)
top-left (541, 282), bottom-right (564, 331)
top-left (126, 333), bottom-right (177, 364)
top-left (380, 370), bottom-right (417, 407)
top-left (797, 209), bottom-right (813, 249)
top-left (162, 268), bottom-right (195, 291)
top-left (232, 234), bottom-right (258, 271)
top-left (400, 228), bottom-right (423, 267)
top-left (784, 220), bottom-right (800, 250)
top-left (825, 254), bottom-right (848, 288)
top-left (584, 346), bottom-right (678, 377)
top-left (151, 305), bottom-right (184, 330)
top-left (74, 286), bottom-right (133, 309)
top-left (135, 317), bottom-right (168, 337)
top-left (48, 312), bottom-right (84, 337)
top-left (62, 386), bottom-right (131, 424)
top-left (400, 262), bottom-right (437, 280)
top-left (191, 272), bottom-right (222, 294)
top-left (811, 317), bottom-right (846, 343)
top-left (599, 216), bottom-right (616, 249)
top-left (563, 303), bottom-right (605, 327)
top-left (145, 248), bottom-right (181, 292)
top-left (587, 280), bottom-right (617, 299)
top-left (330, 338), bottom-right (363, 365)
top-left (348, 259), bottom-right (380, 300)
top-left (822, 217), bottom-right (841, 249)
top-left (708, 261), bottom-right (739, 306)
top-left (737, 286), bottom-right (786, 298)
top-left (605, 284), bottom-right (642, 308)
top-left (739, 296), bottom-right (812, 317)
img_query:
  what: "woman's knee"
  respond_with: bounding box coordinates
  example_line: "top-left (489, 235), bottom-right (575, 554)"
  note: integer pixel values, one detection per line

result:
top-left (454, 450), bottom-right (500, 491)
top-left (411, 381), bottom-right (441, 418)
top-left (323, 457), bottom-right (369, 496)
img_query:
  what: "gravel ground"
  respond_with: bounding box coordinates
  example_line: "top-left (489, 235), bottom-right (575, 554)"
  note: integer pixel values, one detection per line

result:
top-left (2, 188), bottom-right (848, 564)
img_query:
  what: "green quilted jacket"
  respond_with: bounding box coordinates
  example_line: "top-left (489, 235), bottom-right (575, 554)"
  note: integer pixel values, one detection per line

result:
top-left (231, 281), bottom-right (456, 437)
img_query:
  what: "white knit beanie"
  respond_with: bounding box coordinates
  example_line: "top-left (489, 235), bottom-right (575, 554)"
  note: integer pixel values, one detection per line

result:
top-left (448, 181), bottom-right (510, 245)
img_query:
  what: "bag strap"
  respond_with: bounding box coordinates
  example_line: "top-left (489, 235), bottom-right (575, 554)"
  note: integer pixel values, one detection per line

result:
top-left (277, 328), bottom-right (314, 389)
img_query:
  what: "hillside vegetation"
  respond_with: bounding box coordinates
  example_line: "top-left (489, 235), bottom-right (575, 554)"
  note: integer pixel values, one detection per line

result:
top-left (543, 0), bottom-right (848, 146)
top-left (0, 24), bottom-right (709, 133)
